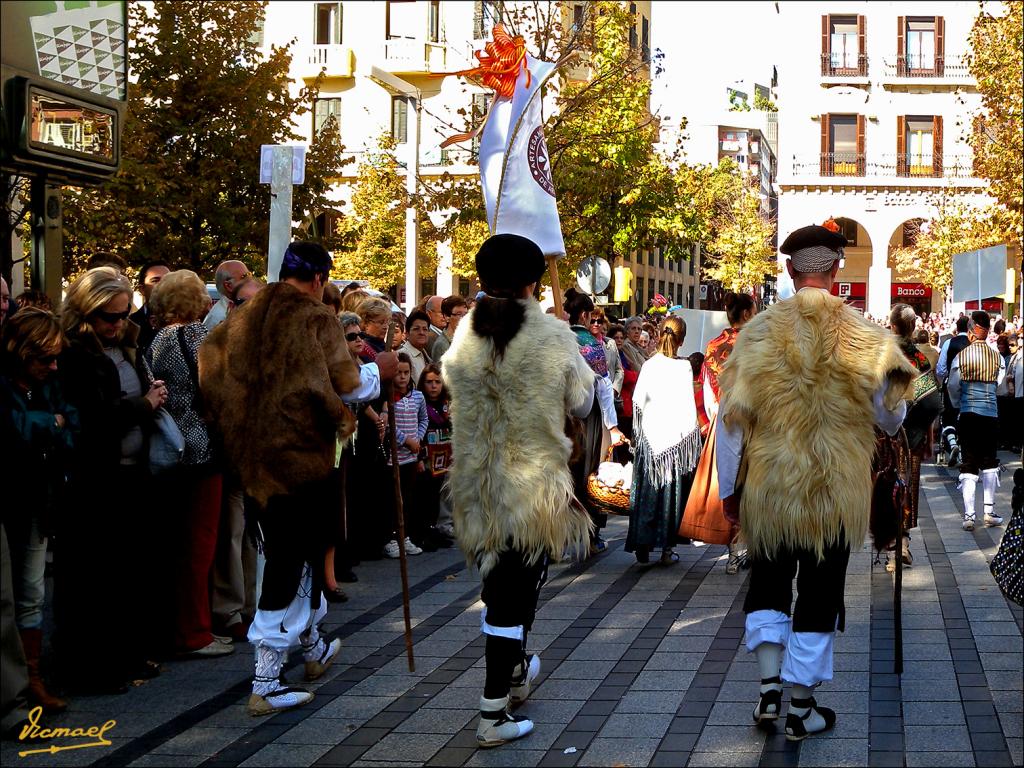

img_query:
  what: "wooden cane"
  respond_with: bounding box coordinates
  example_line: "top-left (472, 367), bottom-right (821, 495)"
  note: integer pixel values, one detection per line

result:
top-left (381, 321), bottom-right (416, 672)
top-left (893, 432), bottom-right (907, 676)
top-left (547, 255), bottom-right (563, 318)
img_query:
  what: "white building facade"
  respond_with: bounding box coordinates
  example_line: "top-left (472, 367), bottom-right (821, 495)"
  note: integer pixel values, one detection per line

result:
top-left (774, 1), bottom-right (1011, 318)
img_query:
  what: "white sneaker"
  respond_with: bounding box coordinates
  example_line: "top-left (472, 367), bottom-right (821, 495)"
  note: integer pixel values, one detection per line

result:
top-left (477, 696), bottom-right (534, 748)
top-left (247, 685), bottom-right (314, 716)
top-left (403, 537), bottom-right (423, 555)
top-left (304, 638), bottom-right (341, 681)
top-left (510, 654), bottom-right (541, 705)
top-left (383, 540), bottom-right (401, 559)
top-left (963, 517), bottom-right (976, 531)
top-left (984, 513), bottom-right (1004, 527)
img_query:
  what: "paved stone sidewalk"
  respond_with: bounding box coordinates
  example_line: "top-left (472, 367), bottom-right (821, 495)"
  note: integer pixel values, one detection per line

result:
top-left (4, 451), bottom-right (1021, 768)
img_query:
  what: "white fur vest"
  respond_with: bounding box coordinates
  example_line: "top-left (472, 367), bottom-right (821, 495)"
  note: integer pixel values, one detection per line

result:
top-left (442, 299), bottom-right (595, 576)
top-left (718, 288), bottom-right (917, 561)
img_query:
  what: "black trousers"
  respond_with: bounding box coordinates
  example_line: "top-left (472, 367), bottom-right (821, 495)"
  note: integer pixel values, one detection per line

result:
top-left (958, 412), bottom-right (999, 475)
top-left (744, 534), bottom-right (851, 633)
top-left (480, 547), bottom-right (548, 700)
top-left (257, 476), bottom-right (333, 612)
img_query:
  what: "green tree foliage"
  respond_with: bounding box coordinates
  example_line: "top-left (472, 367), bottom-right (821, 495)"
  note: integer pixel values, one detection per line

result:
top-left (61, 1), bottom-right (346, 279)
top-left (890, 191), bottom-right (1004, 296)
top-left (332, 133), bottom-right (436, 290)
top-left (547, 2), bottom-right (690, 286)
top-left (700, 171), bottom-right (777, 293)
top-left (968, 1), bottom-right (1023, 248)
top-left (423, 1), bottom-right (774, 293)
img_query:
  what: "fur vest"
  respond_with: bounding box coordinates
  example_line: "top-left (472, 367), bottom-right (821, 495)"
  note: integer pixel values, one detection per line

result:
top-left (199, 282), bottom-right (361, 506)
top-left (718, 288), bottom-right (916, 561)
top-left (442, 299), bottom-right (595, 576)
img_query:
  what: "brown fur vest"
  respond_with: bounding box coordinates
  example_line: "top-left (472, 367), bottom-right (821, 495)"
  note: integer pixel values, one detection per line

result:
top-left (719, 288), bottom-right (916, 560)
top-left (199, 282), bottom-right (360, 506)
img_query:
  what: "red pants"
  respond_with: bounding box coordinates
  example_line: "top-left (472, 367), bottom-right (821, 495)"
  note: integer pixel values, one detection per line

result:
top-left (175, 468), bottom-right (223, 651)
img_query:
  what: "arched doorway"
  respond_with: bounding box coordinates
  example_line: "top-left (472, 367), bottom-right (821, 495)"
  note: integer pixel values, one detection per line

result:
top-left (830, 217), bottom-right (872, 311)
top-left (888, 218), bottom-right (936, 315)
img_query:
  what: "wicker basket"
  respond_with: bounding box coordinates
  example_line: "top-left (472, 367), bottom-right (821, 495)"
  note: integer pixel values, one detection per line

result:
top-left (586, 474), bottom-right (631, 516)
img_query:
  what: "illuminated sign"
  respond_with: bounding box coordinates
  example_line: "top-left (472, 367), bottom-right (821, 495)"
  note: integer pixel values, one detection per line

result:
top-left (29, 89), bottom-right (115, 164)
top-left (891, 283), bottom-right (932, 299)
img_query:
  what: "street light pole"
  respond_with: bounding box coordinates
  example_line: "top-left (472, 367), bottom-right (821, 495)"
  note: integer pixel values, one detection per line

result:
top-left (370, 67), bottom-right (421, 313)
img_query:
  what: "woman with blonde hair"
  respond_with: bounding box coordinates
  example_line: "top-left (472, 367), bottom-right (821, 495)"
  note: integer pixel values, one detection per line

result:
top-left (350, 294), bottom-right (393, 558)
top-left (354, 295), bottom-right (392, 363)
top-left (626, 315), bottom-right (702, 565)
top-left (147, 270), bottom-right (232, 658)
top-left (1, 308), bottom-right (76, 712)
top-left (56, 267), bottom-right (168, 692)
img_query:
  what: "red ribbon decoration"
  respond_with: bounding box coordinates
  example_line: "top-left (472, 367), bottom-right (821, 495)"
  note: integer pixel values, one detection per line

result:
top-left (437, 24), bottom-right (530, 148)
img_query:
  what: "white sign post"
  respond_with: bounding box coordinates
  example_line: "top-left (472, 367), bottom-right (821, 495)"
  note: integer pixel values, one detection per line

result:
top-left (951, 244), bottom-right (1006, 310)
top-left (260, 145), bottom-right (306, 282)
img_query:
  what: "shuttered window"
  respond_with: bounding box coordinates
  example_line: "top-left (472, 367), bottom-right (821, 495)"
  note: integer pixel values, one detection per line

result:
top-left (822, 15), bottom-right (866, 76)
top-left (821, 114), bottom-right (864, 176)
top-left (313, 98), bottom-right (341, 136)
top-left (392, 97), bottom-right (408, 144)
top-left (898, 115), bottom-right (943, 176)
top-left (314, 2), bottom-right (342, 45)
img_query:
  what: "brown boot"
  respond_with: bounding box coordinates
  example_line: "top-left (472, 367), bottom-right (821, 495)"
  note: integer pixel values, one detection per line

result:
top-left (19, 628), bottom-right (67, 714)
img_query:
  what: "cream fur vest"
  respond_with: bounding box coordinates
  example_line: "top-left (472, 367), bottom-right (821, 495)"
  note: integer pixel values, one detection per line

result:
top-left (719, 288), bottom-right (916, 561)
top-left (442, 299), bottom-right (595, 576)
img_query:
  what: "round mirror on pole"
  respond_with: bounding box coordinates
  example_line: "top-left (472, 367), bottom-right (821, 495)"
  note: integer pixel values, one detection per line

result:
top-left (576, 256), bottom-right (611, 296)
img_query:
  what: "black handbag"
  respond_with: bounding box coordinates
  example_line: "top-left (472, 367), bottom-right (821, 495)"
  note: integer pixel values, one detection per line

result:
top-left (990, 501), bottom-right (1023, 606)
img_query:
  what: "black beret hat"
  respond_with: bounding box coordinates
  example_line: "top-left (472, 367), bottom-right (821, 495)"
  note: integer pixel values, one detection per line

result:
top-left (475, 234), bottom-right (547, 291)
top-left (780, 225), bottom-right (848, 272)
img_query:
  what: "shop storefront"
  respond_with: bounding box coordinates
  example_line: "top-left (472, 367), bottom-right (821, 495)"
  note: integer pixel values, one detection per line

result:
top-left (965, 298), bottom-right (1003, 313)
top-left (891, 283), bottom-right (932, 315)
top-left (830, 281), bottom-right (866, 312)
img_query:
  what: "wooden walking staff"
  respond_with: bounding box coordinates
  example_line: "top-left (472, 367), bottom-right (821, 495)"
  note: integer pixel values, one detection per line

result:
top-left (380, 320), bottom-right (415, 671)
top-left (547, 256), bottom-right (563, 317)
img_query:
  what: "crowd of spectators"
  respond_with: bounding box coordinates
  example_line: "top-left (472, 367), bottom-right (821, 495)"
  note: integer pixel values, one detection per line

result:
top-left (0, 261), bottom-right (1021, 722)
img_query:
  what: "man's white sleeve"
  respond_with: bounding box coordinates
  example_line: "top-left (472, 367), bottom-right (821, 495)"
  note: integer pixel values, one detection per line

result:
top-left (716, 413), bottom-right (743, 499)
top-left (935, 338), bottom-right (951, 380)
top-left (946, 358), bottom-right (961, 410)
top-left (873, 380), bottom-right (907, 437)
top-left (596, 376), bottom-right (618, 429)
top-left (342, 363), bottom-right (380, 404)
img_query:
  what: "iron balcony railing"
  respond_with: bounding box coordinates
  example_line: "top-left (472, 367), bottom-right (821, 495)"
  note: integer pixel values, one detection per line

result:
top-left (818, 152), bottom-right (867, 177)
top-left (792, 153), bottom-right (975, 179)
top-left (885, 54), bottom-right (973, 78)
top-left (821, 52), bottom-right (868, 77)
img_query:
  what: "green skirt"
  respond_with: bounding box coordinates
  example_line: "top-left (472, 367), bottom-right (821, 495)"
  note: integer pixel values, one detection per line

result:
top-left (625, 446), bottom-right (696, 554)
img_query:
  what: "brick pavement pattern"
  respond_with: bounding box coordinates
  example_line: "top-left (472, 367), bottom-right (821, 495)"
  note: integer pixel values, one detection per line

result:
top-left (4, 451), bottom-right (1021, 767)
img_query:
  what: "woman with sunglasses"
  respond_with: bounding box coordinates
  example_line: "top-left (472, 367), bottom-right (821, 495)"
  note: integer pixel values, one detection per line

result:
top-left (349, 297), bottom-right (395, 560)
top-left (1, 308), bottom-right (77, 713)
top-left (321, 312), bottom-right (366, 599)
top-left (55, 267), bottom-right (168, 693)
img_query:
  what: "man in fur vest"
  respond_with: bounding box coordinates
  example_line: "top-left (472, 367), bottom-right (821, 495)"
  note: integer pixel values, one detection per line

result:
top-left (200, 242), bottom-right (397, 716)
top-left (947, 310), bottom-right (1005, 530)
top-left (443, 234), bottom-right (596, 748)
top-left (715, 223), bottom-right (916, 741)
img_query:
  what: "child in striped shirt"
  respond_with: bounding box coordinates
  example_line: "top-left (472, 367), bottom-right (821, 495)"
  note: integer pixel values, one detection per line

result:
top-left (384, 353), bottom-right (428, 559)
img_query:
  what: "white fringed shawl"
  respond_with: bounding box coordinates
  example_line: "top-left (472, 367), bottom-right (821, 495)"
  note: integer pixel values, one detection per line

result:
top-left (632, 353), bottom-right (702, 487)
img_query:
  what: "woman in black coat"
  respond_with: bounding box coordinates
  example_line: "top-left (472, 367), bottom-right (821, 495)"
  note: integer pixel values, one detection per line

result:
top-left (56, 267), bottom-right (168, 693)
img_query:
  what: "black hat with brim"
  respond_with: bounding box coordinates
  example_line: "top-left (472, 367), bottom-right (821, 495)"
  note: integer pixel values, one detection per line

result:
top-left (780, 225), bottom-right (847, 272)
top-left (475, 234), bottom-right (547, 292)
